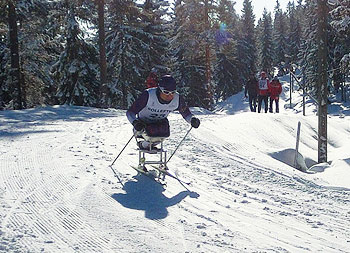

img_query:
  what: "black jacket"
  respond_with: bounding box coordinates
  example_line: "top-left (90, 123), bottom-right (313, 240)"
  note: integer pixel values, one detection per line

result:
top-left (245, 78), bottom-right (258, 96)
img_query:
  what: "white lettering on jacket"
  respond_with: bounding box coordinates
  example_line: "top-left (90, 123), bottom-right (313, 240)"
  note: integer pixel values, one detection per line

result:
top-left (138, 88), bottom-right (179, 123)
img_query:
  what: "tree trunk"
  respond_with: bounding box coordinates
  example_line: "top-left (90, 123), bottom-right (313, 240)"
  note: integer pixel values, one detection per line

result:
top-left (8, 0), bottom-right (22, 109)
top-left (96, 0), bottom-right (107, 107)
top-left (317, 0), bottom-right (328, 163)
top-left (204, 0), bottom-right (213, 109)
top-left (121, 39), bottom-right (127, 109)
top-left (66, 2), bottom-right (79, 105)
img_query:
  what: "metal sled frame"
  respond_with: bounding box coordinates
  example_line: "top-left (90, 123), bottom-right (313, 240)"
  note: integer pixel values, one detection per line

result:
top-left (136, 134), bottom-right (168, 172)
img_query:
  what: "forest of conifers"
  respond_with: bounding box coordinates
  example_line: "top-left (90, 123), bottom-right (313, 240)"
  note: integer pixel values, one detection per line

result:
top-left (0, 0), bottom-right (349, 110)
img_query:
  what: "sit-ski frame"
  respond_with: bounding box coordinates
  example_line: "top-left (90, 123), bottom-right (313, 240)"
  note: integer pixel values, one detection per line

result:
top-left (136, 135), bottom-right (168, 180)
top-left (109, 127), bottom-right (193, 190)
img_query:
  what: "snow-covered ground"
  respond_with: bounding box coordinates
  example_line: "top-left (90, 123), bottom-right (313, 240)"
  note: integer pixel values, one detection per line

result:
top-left (1, 79), bottom-right (350, 252)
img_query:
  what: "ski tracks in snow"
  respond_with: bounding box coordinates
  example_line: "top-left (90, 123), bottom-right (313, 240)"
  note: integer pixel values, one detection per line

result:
top-left (0, 108), bottom-right (133, 252)
top-left (176, 120), bottom-right (350, 252)
top-left (1, 108), bottom-right (350, 252)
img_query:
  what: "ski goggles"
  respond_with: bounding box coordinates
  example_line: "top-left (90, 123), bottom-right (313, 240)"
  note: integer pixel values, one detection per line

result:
top-left (160, 87), bottom-right (176, 95)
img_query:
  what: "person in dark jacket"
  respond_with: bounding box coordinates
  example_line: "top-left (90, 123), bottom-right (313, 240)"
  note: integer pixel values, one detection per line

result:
top-left (245, 73), bottom-right (259, 112)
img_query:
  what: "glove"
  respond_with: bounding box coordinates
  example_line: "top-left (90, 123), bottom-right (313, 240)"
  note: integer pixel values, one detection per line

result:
top-left (133, 119), bottom-right (145, 131)
top-left (191, 117), bottom-right (200, 128)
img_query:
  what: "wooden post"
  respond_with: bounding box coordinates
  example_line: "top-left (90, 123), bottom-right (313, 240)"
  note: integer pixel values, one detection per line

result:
top-left (294, 121), bottom-right (301, 168)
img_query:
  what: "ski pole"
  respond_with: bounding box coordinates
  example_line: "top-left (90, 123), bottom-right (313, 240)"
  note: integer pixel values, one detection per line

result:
top-left (110, 133), bottom-right (135, 167)
top-left (167, 126), bottom-right (193, 164)
top-left (109, 165), bottom-right (124, 187)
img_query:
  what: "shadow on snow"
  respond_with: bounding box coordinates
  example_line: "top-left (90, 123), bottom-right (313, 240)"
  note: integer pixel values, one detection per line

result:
top-left (0, 105), bottom-right (123, 138)
top-left (112, 174), bottom-right (191, 220)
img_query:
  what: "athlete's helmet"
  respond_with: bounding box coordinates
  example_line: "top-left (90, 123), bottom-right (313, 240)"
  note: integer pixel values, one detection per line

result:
top-left (159, 75), bottom-right (177, 92)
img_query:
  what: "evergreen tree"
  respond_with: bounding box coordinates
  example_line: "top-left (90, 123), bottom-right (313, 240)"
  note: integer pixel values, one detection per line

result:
top-left (237, 0), bottom-right (256, 82)
top-left (329, 0), bottom-right (350, 74)
top-left (105, 0), bottom-right (147, 108)
top-left (287, 1), bottom-right (302, 65)
top-left (7, 1), bottom-right (23, 109)
top-left (52, 2), bottom-right (99, 106)
top-left (257, 8), bottom-right (274, 76)
top-left (39, 1), bottom-right (68, 105)
top-left (0, 0), bottom-right (316, 111)
top-left (96, 0), bottom-right (107, 107)
top-left (2, 0), bottom-right (69, 108)
top-left (170, 0), bottom-right (214, 109)
top-left (170, 0), bottom-right (191, 95)
top-left (141, 0), bottom-right (170, 73)
top-left (17, 0), bottom-right (59, 107)
top-left (273, 0), bottom-right (288, 73)
top-left (185, 0), bottom-right (212, 108)
top-left (213, 0), bottom-right (241, 101)
top-left (298, 0), bottom-right (318, 92)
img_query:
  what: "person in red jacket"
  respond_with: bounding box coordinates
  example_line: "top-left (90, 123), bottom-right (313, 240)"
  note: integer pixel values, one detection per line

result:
top-left (145, 67), bottom-right (158, 89)
top-left (268, 76), bottom-right (282, 113)
top-left (257, 71), bottom-right (270, 113)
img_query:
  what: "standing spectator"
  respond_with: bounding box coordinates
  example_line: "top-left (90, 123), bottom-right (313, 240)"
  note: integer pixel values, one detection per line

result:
top-left (245, 73), bottom-right (259, 112)
top-left (268, 76), bottom-right (282, 113)
top-left (145, 67), bottom-right (158, 89)
top-left (257, 71), bottom-right (270, 113)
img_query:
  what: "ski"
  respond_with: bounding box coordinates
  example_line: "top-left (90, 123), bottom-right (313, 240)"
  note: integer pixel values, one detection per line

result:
top-left (150, 165), bottom-right (191, 191)
top-left (131, 165), bottom-right (167, 186)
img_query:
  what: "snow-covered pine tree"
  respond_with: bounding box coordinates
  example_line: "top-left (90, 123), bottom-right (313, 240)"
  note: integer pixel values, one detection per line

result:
top-left (7, 1), bottom-right (23, 109)
top-left (15, 0), bottom-right (60, 108)
top-left (140, 0), bottom-right (170, 74)
top-left (237, 0), bottom-right (256, 82)
top-left (52, 1), bottom-right (99, 106)
top-left (286, 1), bottom-right (302, 66)
top-left (298, 0), bottom-right (318, 92)
top-left (327, 8), bottom-right (344, 97)
top-left (169, 0), bottom-right (191, 96)
top-left (170, 0), bottom-right (214, 109)
top-left (257, 8), bottom-right (274, 76)
top-left (105, 0), bottom-right (155, 108)
top-left (2, 0), bottom-right (95, 108)
top-left (213, 0), bottom-right (241, 101)
top-left (295, 0), bottom-right (306, 29)
top-left (96, 0), bottom-right (108, 108)
top-left (272, 0), bottom-right (288, 74)
top-left (329, 0), bottom-right (350, 75)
